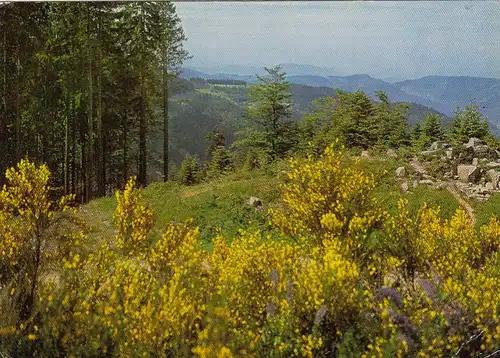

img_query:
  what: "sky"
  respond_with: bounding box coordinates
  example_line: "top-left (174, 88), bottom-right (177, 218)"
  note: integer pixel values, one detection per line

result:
top-left (175, 1), bottom-right (500, 80)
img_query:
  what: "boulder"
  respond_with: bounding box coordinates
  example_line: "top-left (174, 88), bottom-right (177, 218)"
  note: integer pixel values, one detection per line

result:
top-left (487, 169), bottom-right (500, 189)
top-left (421, 150), bottom-right (439, 156)
top-left (387, 148), bottom-right (397, 158)
top-left (395, 166), bottom-right (406, 177)
top-left (401, 182), bottom-right (409, 193)
top-left (457, 165), bottom-right (480, 183)
top-left (472, 158), bottom-right (479, 166)
top-left (430, 141), bottom-right (442, 151)
top-left (473, 144), bottom-right (490, 158)
top-left (465, 137), bottom-right (484, 148)
top-left (486, 162), bottom-right (500, 169)
top-left (247, 196), bottom-right (262, 207)
top-left (486, 182), bottom-right (494, 191)
top-left (419, 179), bottom-right (434, 185)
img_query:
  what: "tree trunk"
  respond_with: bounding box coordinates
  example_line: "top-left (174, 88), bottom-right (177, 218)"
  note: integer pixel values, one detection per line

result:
top-left (96, 8), bottom-right (104, 196)
top-left (138, 73), bottom-right (147, 187)
top-left (64, 93), bottom-right (69, 194)
top-left (163, 51), bottom-right (169, 182)
top-left (86, 8), bottom-right (94, 200)
top-left (1, 23), bottom-right (7, 179)
top-left (71, 97), bottom-right (77, 195)
top-left (15, 48), bottom-right (21, 164)
top-left (123, 106), bottom-right (128, 187)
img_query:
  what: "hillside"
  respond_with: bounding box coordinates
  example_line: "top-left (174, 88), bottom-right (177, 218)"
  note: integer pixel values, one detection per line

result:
top-left (181, 67), bottom-right (500, 128)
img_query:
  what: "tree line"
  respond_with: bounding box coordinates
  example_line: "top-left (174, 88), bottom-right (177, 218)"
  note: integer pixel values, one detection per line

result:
top-left (0, 2), bottom-right (188, 202)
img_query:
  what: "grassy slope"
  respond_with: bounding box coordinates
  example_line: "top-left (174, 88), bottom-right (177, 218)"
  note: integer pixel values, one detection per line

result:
top-left (80, 169), bottom-right (283, 248)
top-left (474, 193), bottom-right (500, 228)
top-left (81, 154), bottom-right (465, 251)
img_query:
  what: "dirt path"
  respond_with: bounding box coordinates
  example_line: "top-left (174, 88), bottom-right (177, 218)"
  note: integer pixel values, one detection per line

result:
top-left (410, 158), bottom-right (476, 226)
top-left (445, 182), bottom-right (476, 226)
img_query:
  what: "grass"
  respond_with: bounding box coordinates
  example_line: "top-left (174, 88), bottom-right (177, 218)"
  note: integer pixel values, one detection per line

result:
top-left (474, 192), bottom-right (500, 228)
top-left (80, 153), bottom-right (466, 252)
top-left (80, 169), bottom-right (282, 247)
top-left (355, 155), bottom-right (460, 220)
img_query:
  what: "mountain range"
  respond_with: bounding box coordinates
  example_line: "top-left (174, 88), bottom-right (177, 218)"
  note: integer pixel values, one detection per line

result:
top-left (181, 64), bottom-right (500, 132)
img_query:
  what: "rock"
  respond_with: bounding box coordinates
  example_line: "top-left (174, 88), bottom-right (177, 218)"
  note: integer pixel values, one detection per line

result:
top-left (387, 148), bottom-right (397, 158)
top-left (419, 179), bottom-right (434, 185)
top-left (487, 169), bottom-right (500, 189)
top-left (395, 166), bottom-right (406, 177)
top-left (361, 150), bottom-right (370, 158)
top-left (457, 165), bottom-right (479, 183)
top-left (472, 158), bottom-right (479, 166)
top-left (465, 137), bottom-right (484, 148)
top-left (486, 182), bottom-right (494, 191)
top-left (421, 150), bottom-right (439, 156)
top-left (486, 162), bottom-right (500, 169)
top-left (401, 182), bottom-right (409, 193)
top-left (445, 149), bottom-right (453, 159)
top-left (434, 182), bottom-right (446, 190)
top-left (247, 196), bottom-right (262, 207)
top-left (412, 180), bottom-right (418, 188)
top-left (473, 144), bottom-right (490, 158)
top-left (430, 141), bottom-right (442, 151)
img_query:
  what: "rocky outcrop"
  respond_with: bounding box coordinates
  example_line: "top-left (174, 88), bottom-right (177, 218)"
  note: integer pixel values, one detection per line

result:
top-left (395, 166), bottom-right (406, 177)
top-left (457, 165), bottom-right (480, 183)
top-left (387, 148), bottom-right (397, 158)
top-left (247, 196), bottom-right (262, 207)
top-left (487, 169), bottom-right (500, 189)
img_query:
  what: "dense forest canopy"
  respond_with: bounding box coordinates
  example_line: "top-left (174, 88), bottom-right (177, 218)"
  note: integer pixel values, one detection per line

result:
top-left (0, 1), bottom-right (188, 202)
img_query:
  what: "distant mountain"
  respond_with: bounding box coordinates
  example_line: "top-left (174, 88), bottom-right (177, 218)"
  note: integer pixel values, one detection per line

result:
top-left (402, 103), bottom-right (452, 127)
top-left (187, 63), bottom-right (337, 77)
top-left (180, 67), bottom-right (500, 127)
top-left (393, 76), bottom-right (500, 125)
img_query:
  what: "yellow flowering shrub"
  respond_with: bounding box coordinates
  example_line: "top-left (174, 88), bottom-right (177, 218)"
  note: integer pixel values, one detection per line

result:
top-left (0, 159), bottom-right (83, 353)
top-left (2, 148), bottom-right (500, 357)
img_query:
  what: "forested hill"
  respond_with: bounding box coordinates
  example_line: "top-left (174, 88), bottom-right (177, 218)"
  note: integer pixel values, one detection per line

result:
top-left (164, 77), bottom-right (451, 166)
top-left (182, 67), bottom-right (500, 127)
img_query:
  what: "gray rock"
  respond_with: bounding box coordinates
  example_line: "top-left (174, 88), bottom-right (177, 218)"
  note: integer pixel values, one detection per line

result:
top-left (487, 162), bottom-right (500, 169)
top-left (457, 165), bottom-right (480, 183)
top-left (419, 179), bottom-right (434, 185)
top-left (412, 180), bottom-right (418, 188)
top-left (487, 169), bottom-right (500, 189)
top-left (421, 150), bottom-right (439, 156)
top-left (445, 149), bottom-right (453, 159)
top-left (395, 166), bottom-right (406, 177)
top-left (472, 158), bottom-right (479, 166)
top-left (361, 150), bottom-right (370, 158)
top-left (465, 137), bottom-right (484, 148)
top-left (247, 196), bottom-right (262, 207)
top-left (435, 182), bottom-right (446, 190)
top-left (473, 144), bottom-right (490, 158)
top-left (401, 182), bottom-right (409, 193)
top-left (430, 141), bottom-right (442, 151)
top-left (486, 182), bottom-right (494, 191)
top-left (387, 148), bottom-right (397, 158)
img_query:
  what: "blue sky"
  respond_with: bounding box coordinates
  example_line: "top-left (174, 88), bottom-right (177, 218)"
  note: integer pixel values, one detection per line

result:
top-left (175, 1), bottom-right (500, 80)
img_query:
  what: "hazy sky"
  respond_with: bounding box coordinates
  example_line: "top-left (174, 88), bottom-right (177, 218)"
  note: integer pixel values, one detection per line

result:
top-left (176, 1), bottom-right (500, 80)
